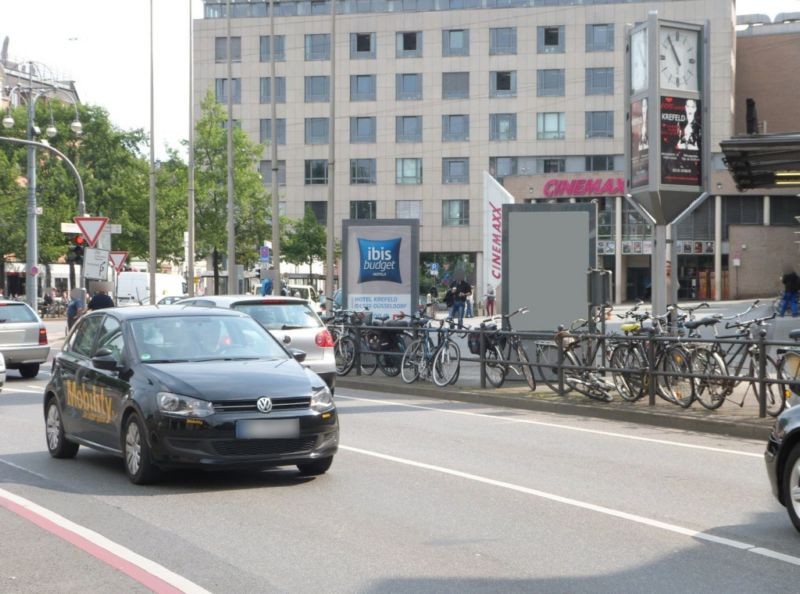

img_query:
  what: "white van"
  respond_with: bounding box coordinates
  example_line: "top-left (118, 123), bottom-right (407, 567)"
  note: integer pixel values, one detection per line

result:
top-left (116, 272), bottom-right (186, 306)
top-left (286, 285), bottom-right (322, 313)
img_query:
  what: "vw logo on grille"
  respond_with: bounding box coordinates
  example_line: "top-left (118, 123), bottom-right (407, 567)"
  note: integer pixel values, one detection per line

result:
top-left (256, 397), bottom-right (273, 413)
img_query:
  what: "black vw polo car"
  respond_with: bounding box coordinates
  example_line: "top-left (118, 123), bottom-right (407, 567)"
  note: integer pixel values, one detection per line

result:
top-left (44, 306), bottom-right (338, 484)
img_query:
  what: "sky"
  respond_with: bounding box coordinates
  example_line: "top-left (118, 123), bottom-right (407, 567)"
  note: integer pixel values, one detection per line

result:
top-left (2, 0), bottom-right (797, 160)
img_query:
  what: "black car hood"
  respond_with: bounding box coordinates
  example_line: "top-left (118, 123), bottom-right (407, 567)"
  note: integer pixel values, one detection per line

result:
top-left (142, 358), bottom-right (321, 400)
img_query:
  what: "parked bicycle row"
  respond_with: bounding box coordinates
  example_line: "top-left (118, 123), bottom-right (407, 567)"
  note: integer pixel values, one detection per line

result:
top-left (323, 299), bottom-right (800, 418)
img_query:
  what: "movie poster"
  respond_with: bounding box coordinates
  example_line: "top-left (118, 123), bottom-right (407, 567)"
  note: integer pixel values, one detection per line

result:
top-left (660, 96), bottom-right (701, 186)
top-left (630, 99), bottom-right (649, 188)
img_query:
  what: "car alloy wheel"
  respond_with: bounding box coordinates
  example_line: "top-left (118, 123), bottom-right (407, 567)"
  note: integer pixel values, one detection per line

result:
top-left (788, 451), bottom-right (800, 531)
top-left (46, 404), bottom-right (62, 451)
top-left (125, 421), bottom-right (142, 477)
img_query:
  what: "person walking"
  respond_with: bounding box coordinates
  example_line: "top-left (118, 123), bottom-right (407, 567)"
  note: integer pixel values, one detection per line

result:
top-left (448, 273), bottom-right (472, 328)
top-left (779, 267), bottom-right (800, 317)
top-left (485, 283), bottom-right (495, 316)
top-left (66, 291), bottom-right (85, 330)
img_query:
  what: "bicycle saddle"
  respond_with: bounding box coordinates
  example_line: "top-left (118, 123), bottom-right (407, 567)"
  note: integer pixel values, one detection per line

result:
top-left (790, 328), bottom-right (800, 341)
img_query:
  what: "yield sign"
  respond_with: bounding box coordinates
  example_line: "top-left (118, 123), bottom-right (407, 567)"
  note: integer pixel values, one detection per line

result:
top-left (109, 251), bottom-right (129, 273)
top-left (73, 216), bottom-right (109, 247)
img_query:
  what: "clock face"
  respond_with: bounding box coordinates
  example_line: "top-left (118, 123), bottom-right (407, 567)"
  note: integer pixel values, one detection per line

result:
top-left (631, 29), bottom-right (648, 93)
top-left (659, 27), bottom-right (699, 91)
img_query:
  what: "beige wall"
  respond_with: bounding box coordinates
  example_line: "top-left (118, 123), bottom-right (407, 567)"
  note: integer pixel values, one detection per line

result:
top-left (728, 225), bottom-right (797, 299)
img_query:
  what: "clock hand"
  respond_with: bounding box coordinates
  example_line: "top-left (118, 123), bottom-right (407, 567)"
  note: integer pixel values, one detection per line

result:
top-left (667, 36), bottom-right (681, 67)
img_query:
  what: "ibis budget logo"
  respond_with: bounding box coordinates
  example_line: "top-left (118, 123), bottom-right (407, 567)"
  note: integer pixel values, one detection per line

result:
top-left (358, 237), bottom-right (402, 284)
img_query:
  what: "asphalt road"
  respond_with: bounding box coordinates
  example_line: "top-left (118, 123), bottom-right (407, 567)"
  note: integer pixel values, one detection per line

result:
top-left (1, 366), bottom-right (798, 592)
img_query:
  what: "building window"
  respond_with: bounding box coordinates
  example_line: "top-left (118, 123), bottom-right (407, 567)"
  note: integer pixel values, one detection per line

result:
top-left (259, 35), bottom-right (285, 61)
top-left (443, 158), bottom-right (469, 184)
top-left (304, 76), bottom-right (330, 102)
top-left (215, 78), bottom-right (241, 104)
top-left (585, 155), bottom-right (616, 171)
top-left (396, 116), bottom-right (422, 142)
top-left (586, 68), bottom-right (614, 95)
top-left (586, 24), bottom-right (614, 52)
top-left (350, 159), bottom-right (377, 185)
top-left (305, 33), bottom-right (330, 60)
top-left (538, 26), bottom-right (564, 53)
top-left (542, 159), bottom-right (565, 173)
top-left (490, 27), bottom-right (516, 55)
top-left (259, 77), bottom-right (286, 103)
top-left (350, 75), bottom-right (376, 101)
top-left (350, 200), bottom-right (377, 220)
top-left (304, 159), bottom-right (328, 185)
top-left (350, 117), bottom-right (376, 143)
top-left (220, 119), bottom-right (240, 130)
top-left (586, 111), bottom-right (614, 138)
top-left (442, 72), bottom-right (469, 99)
top-left (490, 71), bottom-right (517, 97)
top-left (442, 199), bottom-right (469, 227)
top-left (260, 160), bottom-right (286, 186)
top-left (442, 115), bottom-right (469, 142)
top-left (215, 37), bottom-right (241, 62)
top-left (305, 118), bottom-right (330, 145)
top-left (260, 119), bottom-right (286, 145)
top-left (443, 29), bottom-right (469, 56)
top-left (489, 157), bottom-right (517, 180)
top-left (396, 158), bottom-right (423, 184)
top-left (537, 112), bottom-right (565, 140)
top-left (537, 69), bottom-right (564, 97)
top-left (490, 113), bottom-right (516, 141)
top-left (351, 32), bottom-right (376, 59)
top-left (396, 31), bottom-right (423, 58)
top-left (396, 200), bottom-right (421, 220)
top-left (396, 73), bottom-right (423, 100)
top-left (305, 201), bottom-right (327, 225)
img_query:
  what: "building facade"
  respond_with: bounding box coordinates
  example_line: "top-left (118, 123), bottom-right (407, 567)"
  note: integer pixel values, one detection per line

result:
top-left (194, 0), bottom-right (798, 301)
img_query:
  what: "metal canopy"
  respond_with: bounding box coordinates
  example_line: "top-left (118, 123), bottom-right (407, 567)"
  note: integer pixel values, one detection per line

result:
top-left (721, 133), bottom-right (800, 190)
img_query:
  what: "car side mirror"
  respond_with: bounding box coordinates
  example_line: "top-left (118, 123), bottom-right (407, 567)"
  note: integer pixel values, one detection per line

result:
top-left (92, 347), bottom-right (121, 371)
top-left (289, 348), bottom-right (307, 364)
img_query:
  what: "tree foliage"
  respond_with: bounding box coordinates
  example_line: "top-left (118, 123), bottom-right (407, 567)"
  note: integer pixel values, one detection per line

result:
top-left (283, 207), bottom-right (327, 281)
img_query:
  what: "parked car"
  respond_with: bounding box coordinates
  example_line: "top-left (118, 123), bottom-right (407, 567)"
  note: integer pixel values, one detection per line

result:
top-left (286, 285), bottom-right (322, 313)
top-left (0, 352), bottom-right (6, 392)
top-left (0, 300), bottom-right (49, 378)
top-left (765, 401), bottom-right (800, 531)
top-left (157, 295), bottom-right (186, 306)
top-left (175, 295), bottom-right (335, 391)
top-left (44, 306), bottom-right (337, 484)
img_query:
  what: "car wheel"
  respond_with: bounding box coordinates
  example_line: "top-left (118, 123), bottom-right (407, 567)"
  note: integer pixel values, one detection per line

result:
top-left (123, 414), bottom-right (160, 485)
top-left (19, 363), bottom-right (40, 379)
top-left (297, 456), bottom-right (333, 476)
top-left (782, 443), bottom-right (800, 532)
top-left (45, 399), bottom-right (79, 459)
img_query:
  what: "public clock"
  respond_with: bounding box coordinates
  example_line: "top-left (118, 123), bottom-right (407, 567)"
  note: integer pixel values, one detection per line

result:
top-left (630, 29), bottom-right (648, 93)
top-left (659, 27), bottom-right (699, 91)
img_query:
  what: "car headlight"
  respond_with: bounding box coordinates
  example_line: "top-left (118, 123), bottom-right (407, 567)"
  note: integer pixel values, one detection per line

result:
top-left (157, 392), bottom-right (214, 418)
top-left (310, 385), bottom-right (334, 413)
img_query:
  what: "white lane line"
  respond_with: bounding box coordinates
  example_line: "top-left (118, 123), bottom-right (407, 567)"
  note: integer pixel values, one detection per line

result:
top-left (341, 445), bottom-right (800, 567)
top-left (3, 388), bottom-right (43, 395)
top-left (0, 458), bottom-right (51, 481)
top-left (337, 393), bottom-right (763, 458)
top-left (0, 487), bottom-right (212, 594)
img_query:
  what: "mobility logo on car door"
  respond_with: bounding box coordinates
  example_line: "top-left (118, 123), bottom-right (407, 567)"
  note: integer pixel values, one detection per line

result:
top-left (343, 220), bottom-right (419, 317)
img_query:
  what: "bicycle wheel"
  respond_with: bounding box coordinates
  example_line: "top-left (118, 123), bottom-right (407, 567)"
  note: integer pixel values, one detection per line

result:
top-left (515, 342), bottom-right (536, 391)
top-left (563, 350), bottom-right (613, 402)
top-left (433, 340), bottom-right (461, 387)
top-left (359, 334), bottom-right (378, 376)
top-left (659, 346), bottom-right (694, 408)
top-left (335, 336), bottom-right (355, 376)
top-left (484, 344), bottom-right (507, 388)
top-left (401, 338), bottom-right (424, 383)
top-left (691, 347), bottom-right (728, 410)
top-left (378, 337), bottom-right (404, 377)
top-left (536, 342), bottom-right (569, 393)
top-left (608, 343), bottom-right (646, 402)
top-left (751, 355), bottom-right (785, 417)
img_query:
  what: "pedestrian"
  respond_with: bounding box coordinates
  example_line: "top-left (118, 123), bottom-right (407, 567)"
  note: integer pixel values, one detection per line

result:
top-left (485, 283), bottom-right (495, 316)
top-left (448, 273), bottom-right (472, 328)
top-left (260, 276), bottom-right (273, 296)
top-left (87, 289), bottom-right (115, 311)
top-left (66, 291), bottom-right (85, 330)
top-left (779, 266), bottom-right (800, 317)
top-left (319, 290), bottom-right (326, 313)
top-left (465, 294), bottom-right (473, 319)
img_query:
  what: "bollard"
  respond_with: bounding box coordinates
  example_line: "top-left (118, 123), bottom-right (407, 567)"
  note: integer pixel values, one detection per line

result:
top-left (479, 326), bottom-right (487, 389)
top-left (648, 329), bottom-right (656, 407)
top-left (758, 327), bottom-right (767, 418)
top-left (355, 325), bottom-right (362, 376)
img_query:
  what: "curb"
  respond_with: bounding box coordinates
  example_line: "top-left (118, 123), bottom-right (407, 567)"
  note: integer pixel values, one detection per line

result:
top-left (336, 378), bottom-right (774, 441)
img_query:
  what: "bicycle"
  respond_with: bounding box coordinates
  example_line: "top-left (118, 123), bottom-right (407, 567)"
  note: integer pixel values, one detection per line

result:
top-left (470, 307), bottom-right (536, 390)
top-left (401, 315), bottom-right (461, 387)
top-left (328, 309), bottom-right (378, 376)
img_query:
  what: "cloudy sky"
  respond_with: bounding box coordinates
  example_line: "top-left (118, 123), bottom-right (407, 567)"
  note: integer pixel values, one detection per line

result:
top-left (3, 0), bottom-right (796, 159)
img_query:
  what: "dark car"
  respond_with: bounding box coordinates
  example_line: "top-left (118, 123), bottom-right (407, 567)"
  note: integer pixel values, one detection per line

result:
top-left (43, 306), bottom-right (338, 484)
top-left (765, 399), bottom-right (800, 531)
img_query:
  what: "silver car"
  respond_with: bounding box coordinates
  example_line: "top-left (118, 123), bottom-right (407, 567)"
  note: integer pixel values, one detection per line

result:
top-left (174, 295), bottom-right (335, 390)
top-left (0, 300), bottom-right (50, 378)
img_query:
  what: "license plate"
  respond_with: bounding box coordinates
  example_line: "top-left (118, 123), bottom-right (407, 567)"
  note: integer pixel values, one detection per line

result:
top-left (236, 419), bottom-right (299, 439)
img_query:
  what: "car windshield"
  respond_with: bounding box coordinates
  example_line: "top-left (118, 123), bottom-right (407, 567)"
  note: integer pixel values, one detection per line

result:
top-left (129, 315), bottom-right (289, 363)
top-left (232, 302), bottom-right (322, 330)
top-left (0, 303), bottom-right (38, 323)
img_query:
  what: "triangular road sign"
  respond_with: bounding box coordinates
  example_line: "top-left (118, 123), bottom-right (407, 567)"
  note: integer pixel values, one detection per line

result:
top-left (74, 216), bottom-right (109, 247)
top-left (109, 251), bottom-right (129, 273)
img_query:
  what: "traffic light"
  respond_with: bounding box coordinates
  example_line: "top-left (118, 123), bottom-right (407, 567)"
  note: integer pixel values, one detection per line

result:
top-left (67, 235), bottom-right (85, 265)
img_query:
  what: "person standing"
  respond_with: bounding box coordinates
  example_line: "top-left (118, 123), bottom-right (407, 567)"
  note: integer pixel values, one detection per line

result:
top-left (87, 289), bottom-right (114, 311)
top-left (66, 291), bottom-right (85, 330)
top-left (779, 267), bottom-right (800, 317)
top-left (260, 276), bottom-right (273, 296)
top-left (448, 273), bottom-right (472, 328)
top-left (485, 283), bottom-right (495, 316)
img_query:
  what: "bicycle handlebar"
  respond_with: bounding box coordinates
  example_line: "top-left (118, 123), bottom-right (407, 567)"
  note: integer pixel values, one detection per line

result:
top-left (724, 311), bottom-right (775, 330)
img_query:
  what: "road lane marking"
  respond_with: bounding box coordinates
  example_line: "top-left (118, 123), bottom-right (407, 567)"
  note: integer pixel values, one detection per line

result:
top-left (0, 487), bottom-right (211, 594)
top-left (0, 458), bottom-right (51, 481)
top-left (341, 445), bottom-right (800, 567)
top-left (2, 388), bottom-right (43, 395)
top-left (337, 393), bottom-right (763, 458)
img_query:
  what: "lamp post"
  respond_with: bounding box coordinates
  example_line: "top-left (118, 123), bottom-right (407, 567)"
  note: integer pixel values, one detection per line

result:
top-left (2, 63), bottom-right (82, 309)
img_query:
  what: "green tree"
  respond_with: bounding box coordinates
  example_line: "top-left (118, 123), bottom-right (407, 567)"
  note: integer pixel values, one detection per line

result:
top-left (0, 149), bottom-right (26, 293)
top-left (283, 207), bottom-right (327, 284)
top-left (193, 91), bottom-right (270, 293)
